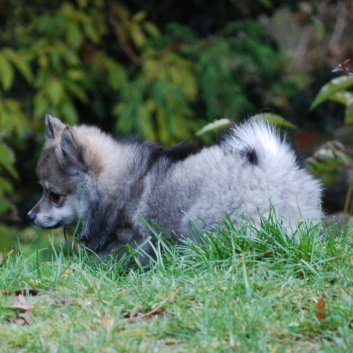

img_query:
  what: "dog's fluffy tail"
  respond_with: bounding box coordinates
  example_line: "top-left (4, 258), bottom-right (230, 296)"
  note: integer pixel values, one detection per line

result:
top-left (223, 116), bottom-right (322, 226)
top-left (223, 117), bottom-right (295, 168)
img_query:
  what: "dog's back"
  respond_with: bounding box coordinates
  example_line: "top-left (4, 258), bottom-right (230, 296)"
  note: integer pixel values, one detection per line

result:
top-left (137, 120), bottom-right (321, 237)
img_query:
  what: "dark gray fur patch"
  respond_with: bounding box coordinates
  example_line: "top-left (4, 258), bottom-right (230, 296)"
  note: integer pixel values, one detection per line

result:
top-left (241, 148), bottom-right (258, 165)
top-left (80, 140), bottom-right (199, 254)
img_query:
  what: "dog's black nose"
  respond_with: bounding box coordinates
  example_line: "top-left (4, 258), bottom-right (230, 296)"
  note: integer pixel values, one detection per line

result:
top-left (27, 210), bottom-right (36, 223)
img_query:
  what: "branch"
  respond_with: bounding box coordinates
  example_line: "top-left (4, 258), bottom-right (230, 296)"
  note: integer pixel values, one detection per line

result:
top-left (108, 1), bottom-right (141, 65)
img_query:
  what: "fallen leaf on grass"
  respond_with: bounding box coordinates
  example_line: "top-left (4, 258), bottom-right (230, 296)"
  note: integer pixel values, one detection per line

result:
top-left (8, 294), bottom-right (34, 324)
top-left (102, 313), bottom-right (114, 328)
top-left (315, 297), bottom-right (327, 321)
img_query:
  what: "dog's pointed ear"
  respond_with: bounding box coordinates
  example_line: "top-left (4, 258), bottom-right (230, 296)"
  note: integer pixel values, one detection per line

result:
top-left (60, 127), bottom-right (86, 175)
top-left (45, 113), bottom-right (55, 139)
top-left (45, 113), bottom-right (66, 141)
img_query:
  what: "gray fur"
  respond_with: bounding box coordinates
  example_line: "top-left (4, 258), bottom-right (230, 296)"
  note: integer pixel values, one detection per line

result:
top-left (28, 114), bottom-right (322, 262)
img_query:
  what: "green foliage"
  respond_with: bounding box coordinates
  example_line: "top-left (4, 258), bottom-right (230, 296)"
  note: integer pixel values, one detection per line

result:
top-left (306, 141), bottom-right (351, 186)
top-left (116, 17), bottom-right (298, 143)
top-left (28, 2), bottom-right (108, 123)
top-left (0, 50), bottom-right (28, 212)
top-left (310, 71), bottom-right (353, 215)
top-left (311, 76), bottom-right (353, 124)
top-left (115, 51), bottom-right (197, 143)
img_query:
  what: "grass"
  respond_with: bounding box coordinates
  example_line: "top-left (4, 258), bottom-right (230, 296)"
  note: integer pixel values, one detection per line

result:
top-left (1, 216), bottom-right (353, 353)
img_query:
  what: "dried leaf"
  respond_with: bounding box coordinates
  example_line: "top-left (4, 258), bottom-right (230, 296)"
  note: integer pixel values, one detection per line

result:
top-left (315, 297), bottom-right (327, 321)
top-left (332, 58), bottom-right (351, 73)
top-left (11, 294), bottom-right (34, 311)
top-left (101, 312), bottom-right (114, 328)
top-left (9, 294), bottom-right (34, 324)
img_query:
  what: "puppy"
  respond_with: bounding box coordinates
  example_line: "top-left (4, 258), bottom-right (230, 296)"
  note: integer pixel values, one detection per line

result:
top-left (28, 114), bottom-right (322, 261)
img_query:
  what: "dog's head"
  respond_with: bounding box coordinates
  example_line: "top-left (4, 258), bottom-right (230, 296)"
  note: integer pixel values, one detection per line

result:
top-left (28, 114), bottom-right (97, 229)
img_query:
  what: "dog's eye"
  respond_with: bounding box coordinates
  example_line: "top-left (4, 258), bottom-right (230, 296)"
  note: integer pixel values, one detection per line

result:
top-left (49, 192), bottom-right (65, 205)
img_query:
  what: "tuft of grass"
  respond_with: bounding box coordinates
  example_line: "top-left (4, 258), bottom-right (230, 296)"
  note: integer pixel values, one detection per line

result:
top-left (1, 216), bottom-right (353, 352)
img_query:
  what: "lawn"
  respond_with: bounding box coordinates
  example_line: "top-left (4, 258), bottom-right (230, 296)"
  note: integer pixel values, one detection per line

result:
top-left (1, 216), bottom-right (353, 352)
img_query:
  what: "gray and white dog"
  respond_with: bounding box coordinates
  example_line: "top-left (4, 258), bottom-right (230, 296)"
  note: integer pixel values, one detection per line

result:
top-left (28, 114), bottom-right (322, 261)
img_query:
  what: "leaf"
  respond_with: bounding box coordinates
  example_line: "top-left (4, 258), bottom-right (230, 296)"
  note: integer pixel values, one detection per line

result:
top-left (47, 78), bottom-right (64, 105)
top-left (132, 11), bottom-right (146, 23)
top-left (66, 22), bottom-right (83, 49)
top-left (143, 21), bottom-right (160, 37)
top-left (0, 53), bottom-right (14, 90)
top-left (311, 76), bottom-right (353, 110)
top-left (130, 23), bottom-right (146, 48)
top-left (82, 17), bottom-right (100, 43)
top-left (4, 48), bottom-right (33, 83)
top-left (195, 118), bottom-right (231, 136)
top-left (101, 312), bottom-right (114, 328)
top-left (66, 69), bottom-right (86, 81)
top-left (253, 113), bottom-right (297, 129)
top-left (60, 102), bottom-right (78, 124)
top-left (102, 57), bottom-right (126, 90)
top-left (332, 59), bottom-right (352, 73)
top-left (9, 294), bottom-right (35, 324)
top-left (64, 80), bottom-right (88, 103)
top-left (327, 91), bottom-right (353, 105)
top-left (33, 91), bottom-right (49, 118)
top-left (306, 140), bottom-right (350, 176)
top-left (11, 294), bottom-right (35, 311)
top-left (315, 297), bottom-right (327, 321)
top-left (0, 142), bottom-right (17, 178)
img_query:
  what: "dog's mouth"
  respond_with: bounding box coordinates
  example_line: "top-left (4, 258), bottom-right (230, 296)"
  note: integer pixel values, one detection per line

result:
top-left (30, 218), bottom-right (64, 230)
top-left (41, 223), bottom-right (62, 229)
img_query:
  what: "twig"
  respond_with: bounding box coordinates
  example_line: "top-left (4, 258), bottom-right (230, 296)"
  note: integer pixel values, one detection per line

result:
top-left (124, 289), bottom-right (178, 321)
top-left (107, 0), bottom-right (141, 65)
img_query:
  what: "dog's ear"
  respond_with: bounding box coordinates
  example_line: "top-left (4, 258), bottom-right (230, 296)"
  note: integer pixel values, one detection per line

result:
top-left (45, 113), bottom-right (66, 141)
top-left (60, 127), bottom-right (86, 175)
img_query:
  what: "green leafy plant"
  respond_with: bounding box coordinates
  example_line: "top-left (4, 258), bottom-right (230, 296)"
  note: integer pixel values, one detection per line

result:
top-left (309, 59), bottom-right (353, 215)
top-left (311, 59), bottom-right (353, 124)
top-left (0, 47), bottom-right (33, 214)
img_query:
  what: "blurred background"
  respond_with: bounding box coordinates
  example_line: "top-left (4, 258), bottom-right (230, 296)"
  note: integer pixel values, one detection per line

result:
top-left (0, 0), bottom-right (352, 253)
